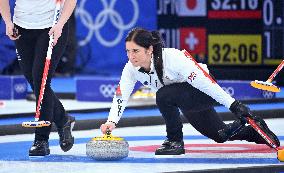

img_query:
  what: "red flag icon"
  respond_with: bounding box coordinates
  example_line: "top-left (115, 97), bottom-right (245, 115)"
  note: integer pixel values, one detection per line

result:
top-left (180, 27), bottom-right (206, 54)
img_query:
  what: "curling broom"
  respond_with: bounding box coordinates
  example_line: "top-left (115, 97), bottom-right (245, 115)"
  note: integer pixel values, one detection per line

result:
top-left (22, 0), bottom-right (62, 128)
top-left (251, 59), bottom-right (284, 92)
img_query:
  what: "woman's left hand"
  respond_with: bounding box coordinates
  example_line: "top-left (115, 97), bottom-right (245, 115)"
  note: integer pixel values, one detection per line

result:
top-left (229, 100), bottom-right (252, 122)
top-left (48, 23), bottom-right (64, 46)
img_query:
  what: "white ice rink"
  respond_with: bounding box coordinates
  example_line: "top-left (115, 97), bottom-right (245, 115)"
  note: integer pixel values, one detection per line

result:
top-left (0, 119), bottom-right (284, 173)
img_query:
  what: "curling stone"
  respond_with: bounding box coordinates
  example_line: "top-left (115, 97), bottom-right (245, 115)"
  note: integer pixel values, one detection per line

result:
top-left (86, 129), bottom-right (129, 161)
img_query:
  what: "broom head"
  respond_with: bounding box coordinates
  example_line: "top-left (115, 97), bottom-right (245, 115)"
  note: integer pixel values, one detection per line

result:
top-left (22, 120), bottom-right (51, 128)
top-left (250, 80), bottom-right (280, 92)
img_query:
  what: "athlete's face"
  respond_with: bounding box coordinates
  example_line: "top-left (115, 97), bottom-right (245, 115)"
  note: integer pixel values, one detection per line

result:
top-left (126, 41), bottom-right (153, 70)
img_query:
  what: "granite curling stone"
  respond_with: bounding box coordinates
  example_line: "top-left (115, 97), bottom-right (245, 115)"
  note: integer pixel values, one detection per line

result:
top-left (86, 130), bottom-right (129, 161)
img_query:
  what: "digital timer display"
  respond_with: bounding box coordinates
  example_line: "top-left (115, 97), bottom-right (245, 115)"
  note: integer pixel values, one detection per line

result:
top-left (208, 35), bottom-right (262, 65)
top-left (209, 0), bottom-right (261, 19)
top-left (211, 0), bottom-right (259, 10)
top-left (157, 0), bottom-right (284, 66)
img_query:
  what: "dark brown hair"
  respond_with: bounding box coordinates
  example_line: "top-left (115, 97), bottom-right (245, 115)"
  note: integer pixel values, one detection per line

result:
top-left (125, 27), bottom-right (165, 85)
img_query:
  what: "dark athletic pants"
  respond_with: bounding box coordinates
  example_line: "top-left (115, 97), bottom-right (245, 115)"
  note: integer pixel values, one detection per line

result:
top-left (156, 82), bottom-right (254, 143)
top-left (15, 23), bottom-right (69, 141)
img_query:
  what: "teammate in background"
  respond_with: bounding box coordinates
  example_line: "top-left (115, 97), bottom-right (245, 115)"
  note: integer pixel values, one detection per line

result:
top-left (55, 11), bottom-right (77, 77)
top-left (0, 0), bottom-right (77, 156)
top-left (100, 27), bottom-right (280, 155)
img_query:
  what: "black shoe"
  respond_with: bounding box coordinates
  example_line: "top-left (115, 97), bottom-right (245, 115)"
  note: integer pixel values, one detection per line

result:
top-left (250, 115), bottom-right (280, 148)
top-left (57, 116), bottom-right (75, 152)
top-left (155, 140), bottom-right (185, 155)
top-left (218, 119), bottom-right (246, 142)
top-left (29, 140), bottom-right (50, 156)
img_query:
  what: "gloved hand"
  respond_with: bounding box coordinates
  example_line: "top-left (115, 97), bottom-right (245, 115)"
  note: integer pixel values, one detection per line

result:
top-left (230, 101), bottom-right (280, 148)
top-left (229, 100), bottom-right (252, 123)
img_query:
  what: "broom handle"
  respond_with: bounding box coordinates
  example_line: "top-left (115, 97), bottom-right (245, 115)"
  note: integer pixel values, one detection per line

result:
top-left (267, 60), bottom-right (284, 83)
top-left (35, 0), bottom-right (62, 120)
top-left (247, 117), bottom-right (279, 150)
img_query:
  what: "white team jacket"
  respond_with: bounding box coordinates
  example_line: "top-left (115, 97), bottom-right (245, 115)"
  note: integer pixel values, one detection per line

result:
top-left (107, 48), bottom-right (235, 124)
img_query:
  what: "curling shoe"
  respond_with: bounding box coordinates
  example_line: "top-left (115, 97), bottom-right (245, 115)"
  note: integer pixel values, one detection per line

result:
top-left (58, 115), bottom-right (75, 152)
top-left (29, 140), bottom-right (50, 156)
top-left (218, 119), bottom-right (246, 142)
top-left (155, 140), bottom-right (185, 155)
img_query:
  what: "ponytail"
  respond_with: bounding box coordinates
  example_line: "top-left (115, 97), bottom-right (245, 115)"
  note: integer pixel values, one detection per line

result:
top-left (151, 31), bottom-right (165, 85)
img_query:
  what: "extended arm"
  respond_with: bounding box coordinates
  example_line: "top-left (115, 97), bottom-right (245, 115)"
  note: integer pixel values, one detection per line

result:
top-left (100, 63), bottom-right (137, 133)
top-left (172, 49), bottom-right (253, 120)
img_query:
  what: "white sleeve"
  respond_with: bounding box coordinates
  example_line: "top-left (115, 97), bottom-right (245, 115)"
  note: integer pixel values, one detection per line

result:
top-left (170, 49), bottom-right (235, 108)
top-left (107, 62), bottom-right (137, 124)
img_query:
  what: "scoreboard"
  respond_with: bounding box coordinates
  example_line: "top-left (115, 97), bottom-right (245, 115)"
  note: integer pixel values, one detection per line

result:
top-left (157, 0), bottom-right (284, 66)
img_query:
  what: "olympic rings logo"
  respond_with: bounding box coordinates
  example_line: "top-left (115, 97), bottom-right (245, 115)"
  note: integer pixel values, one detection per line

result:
top-left (262, 91), bottom-right (275, 99)
top-left (76, 0), bottom-right (139, 47)
top-left (221, 87), bottom-right (234, 96)
top-left (99, 84), bottom-right (118, 98)
top-left (14, 83), bottom-right (27, 93)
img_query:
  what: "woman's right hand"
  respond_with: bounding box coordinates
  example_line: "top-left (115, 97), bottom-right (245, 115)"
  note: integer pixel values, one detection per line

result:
top-left (100, 122), bottom-right (116, 134)
top-left (6, 22), bottom-right (20, 40)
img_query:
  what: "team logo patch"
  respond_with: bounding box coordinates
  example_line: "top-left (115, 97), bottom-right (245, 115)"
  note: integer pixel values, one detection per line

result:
top-left (188, 72), bottom-right (197, 82)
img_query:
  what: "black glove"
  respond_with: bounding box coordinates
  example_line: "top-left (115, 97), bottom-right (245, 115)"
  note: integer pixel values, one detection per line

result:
top-left (229, 100), bottom-right (252, 123)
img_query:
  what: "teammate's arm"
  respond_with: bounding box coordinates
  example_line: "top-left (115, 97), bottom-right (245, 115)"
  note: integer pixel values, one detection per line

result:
top-left (0, 0), bottom-right (19, 40)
